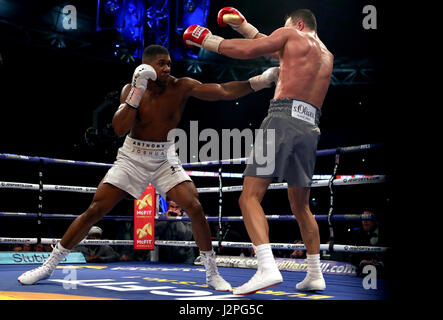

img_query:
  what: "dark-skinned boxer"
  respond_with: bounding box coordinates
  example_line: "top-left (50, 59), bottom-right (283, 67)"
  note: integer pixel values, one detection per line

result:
top-left (18, 45), bottom-right (279, 290)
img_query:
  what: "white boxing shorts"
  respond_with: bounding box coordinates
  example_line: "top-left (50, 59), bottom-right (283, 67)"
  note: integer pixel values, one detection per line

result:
top-left (103, 135), bottom-right (192, 199)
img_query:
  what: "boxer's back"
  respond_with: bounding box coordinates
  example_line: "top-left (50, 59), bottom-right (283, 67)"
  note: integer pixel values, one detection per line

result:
top-left (275, 28), bottom-right (333, 109)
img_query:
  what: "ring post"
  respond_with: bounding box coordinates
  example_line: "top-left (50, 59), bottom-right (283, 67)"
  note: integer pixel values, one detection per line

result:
top-left (217, 165), bottom-right (223, 252)
top-left (37, 158), bottom-right (45, 245)
top-left (327, 147), bottom-right (341, 253)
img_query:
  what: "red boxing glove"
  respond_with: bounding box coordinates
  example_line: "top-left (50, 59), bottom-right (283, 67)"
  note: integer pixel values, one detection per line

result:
top-left (183, 24), bottom-right (210, 47)
top-left (217, 7), bottom-right (245, 27)
top-left (183, 24), bottom-right (224, 53)
top-left (216, 7), bottom-right (259, 39)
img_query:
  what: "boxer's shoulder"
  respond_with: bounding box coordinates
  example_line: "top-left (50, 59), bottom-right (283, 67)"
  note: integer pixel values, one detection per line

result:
top-left (174, 76), bottom-right (202, 91)
top-left (271, 26), bottom-right (301, 39)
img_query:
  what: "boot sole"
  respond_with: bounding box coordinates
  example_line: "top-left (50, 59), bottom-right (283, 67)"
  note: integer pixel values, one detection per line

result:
top-left (296, 286), bottom-right (326, 292)
top-left (233, 280), bottom-right (283, 296)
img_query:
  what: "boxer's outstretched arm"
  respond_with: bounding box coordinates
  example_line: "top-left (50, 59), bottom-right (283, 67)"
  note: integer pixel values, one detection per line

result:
top-left (112, 84), bottom-right (137, 137)
top-left (252, 33), bottom-right (280, 59)
top-left (219, 28), bottom-right (289, 60)
top-left (184, 78), bottom-right (253, 101)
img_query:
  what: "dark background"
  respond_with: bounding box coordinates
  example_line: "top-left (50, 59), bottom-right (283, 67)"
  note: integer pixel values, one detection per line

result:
top-left (0, 0), bottom-right (386, 160)
top-left (0, 0), bottom-right (397, 276)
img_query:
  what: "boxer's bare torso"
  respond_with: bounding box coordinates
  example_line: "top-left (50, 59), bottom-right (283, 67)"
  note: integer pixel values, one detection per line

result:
top-left (219, 21), bottom-right (334, 109)
top-left (274, 28), bottom-right (333, 108)
top-left (120, 77), bottom-right (188, 141)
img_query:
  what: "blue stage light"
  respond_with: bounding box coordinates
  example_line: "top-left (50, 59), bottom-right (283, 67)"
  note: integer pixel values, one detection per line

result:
top-left (104, 0), bottom-right (120, 15)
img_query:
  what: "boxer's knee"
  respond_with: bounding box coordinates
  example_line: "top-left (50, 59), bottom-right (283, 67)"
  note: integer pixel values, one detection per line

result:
top-left (181, 196), bottom-right (203, 217)
top-left (238, 191), bottom-right (259, 210)
top-left (83, 200), bottom-right (108, 223)
top-left (288, 187), bottom-right (310, 217)
top-left (238, 192), bottom-right (248, 210)
top-left (289, 200), bottom-right (309, 217)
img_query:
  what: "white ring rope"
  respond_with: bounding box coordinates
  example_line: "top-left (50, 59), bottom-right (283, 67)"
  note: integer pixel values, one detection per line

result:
top-left (0, 175), bottom-right (386, 195)
top-left (0, 144), bottom-right (382, 168)
top-left (0, 237), bottom-right (389, 253)
top-left (0, 144), bottom-right (388, 255)
top-left (0, 212), bottom-right (376, 223)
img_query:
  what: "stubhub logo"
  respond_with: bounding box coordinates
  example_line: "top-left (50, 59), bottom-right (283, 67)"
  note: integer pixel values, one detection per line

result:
top-left (12, 252), bottom-right (67, 263)
top-left (0, 252), bottom-right (86, 264)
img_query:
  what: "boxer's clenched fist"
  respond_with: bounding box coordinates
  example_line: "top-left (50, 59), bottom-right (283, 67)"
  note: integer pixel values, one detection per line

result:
top-left (131, 64), bottom-right (157, 89)
top-left (183, 24), bottom-right (224, 53)
top-left (249, 67), bottom-right (280, 92)
top-left (125, 64), bottom-right (157, 109)
top-left (217, 7), bottom-right (259, 39)
top-left (217, 7), bottom-right (245, 27)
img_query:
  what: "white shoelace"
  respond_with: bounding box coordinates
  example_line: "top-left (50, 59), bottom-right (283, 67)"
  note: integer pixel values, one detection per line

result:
top-left (201, 253), bottom-right (219, 277)
top-left (22, 264), bottom-right (51, 279)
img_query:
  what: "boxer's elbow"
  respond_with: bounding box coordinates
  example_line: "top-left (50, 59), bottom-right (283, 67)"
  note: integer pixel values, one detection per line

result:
top-left (114, 128), bottom-right (127, 137)
top-left (114, 125), bottom-right (130, 137)
top-left (112, 105), bottom-right (134, 137)
top-left (241, 46), bottom-right (258, 59)
top-left (234, 46), bottom-right (256, 59)
top-left (113, 125), bottom-right (125, 137)
top-left (112, 119), bottom-right (129, 137)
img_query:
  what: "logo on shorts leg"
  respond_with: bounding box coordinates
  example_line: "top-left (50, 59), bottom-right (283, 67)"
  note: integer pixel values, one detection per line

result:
top-left (170, 165), bottom-right (179, 175)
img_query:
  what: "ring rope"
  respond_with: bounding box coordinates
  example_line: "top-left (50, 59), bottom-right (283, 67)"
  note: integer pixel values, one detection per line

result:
top-left (1, 143), bottom-right (386, 257)
top-left (0, 237), bottom-right (389, 253)
top-left (0, 175), bottom-right (386, 194)
top-left (0, 212), bottom-right (377, 222)
top-left (0, 143), bottom-right (382, 169)
top-left (181, 143), bottom-right (382, 167)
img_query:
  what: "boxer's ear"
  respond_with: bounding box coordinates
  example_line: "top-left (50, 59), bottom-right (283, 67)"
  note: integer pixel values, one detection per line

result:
top-left (296, 20), bottom-right (305, 30)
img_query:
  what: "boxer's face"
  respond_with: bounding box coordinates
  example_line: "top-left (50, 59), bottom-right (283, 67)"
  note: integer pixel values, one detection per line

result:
top-left (150, 54), bottom-right (171, 83)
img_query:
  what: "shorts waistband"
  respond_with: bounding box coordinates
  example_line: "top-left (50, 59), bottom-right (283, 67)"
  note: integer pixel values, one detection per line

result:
top-left (268, 98), bottom-right (321, 126)
top-left (122, 135), bottom-right (175, 158)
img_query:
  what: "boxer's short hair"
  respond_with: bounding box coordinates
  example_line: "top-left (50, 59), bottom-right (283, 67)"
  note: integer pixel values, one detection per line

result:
top-left (142, 45), bottom-right (170, 61)
top-left (288, 9), bottom-right (317, 32)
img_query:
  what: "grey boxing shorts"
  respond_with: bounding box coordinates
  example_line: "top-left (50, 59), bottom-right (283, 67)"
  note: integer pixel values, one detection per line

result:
top-left (244, 98), bottom-right (321, 187)
top-left (103, 135), bottom-right (192, 199)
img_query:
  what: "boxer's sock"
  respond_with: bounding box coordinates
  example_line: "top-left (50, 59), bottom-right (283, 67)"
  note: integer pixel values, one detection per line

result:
top-left (296, 254), bottom-right (326, 291)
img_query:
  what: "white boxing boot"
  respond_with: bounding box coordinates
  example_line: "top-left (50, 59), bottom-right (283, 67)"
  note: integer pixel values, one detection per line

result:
top-left (18, 242), bottom-right (70, 285)
top-left (233, 244), bottom-right (283, 295)
top-left (200, 250), bottom-right (232, 291)
top-left (296, 253), bottom-right (326, 291)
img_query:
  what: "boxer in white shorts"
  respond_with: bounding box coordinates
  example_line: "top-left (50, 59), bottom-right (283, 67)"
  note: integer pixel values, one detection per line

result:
top-left (18, 45), bottom-right (279, 290)
top-left (103, 136), bottom-right (191, 200)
